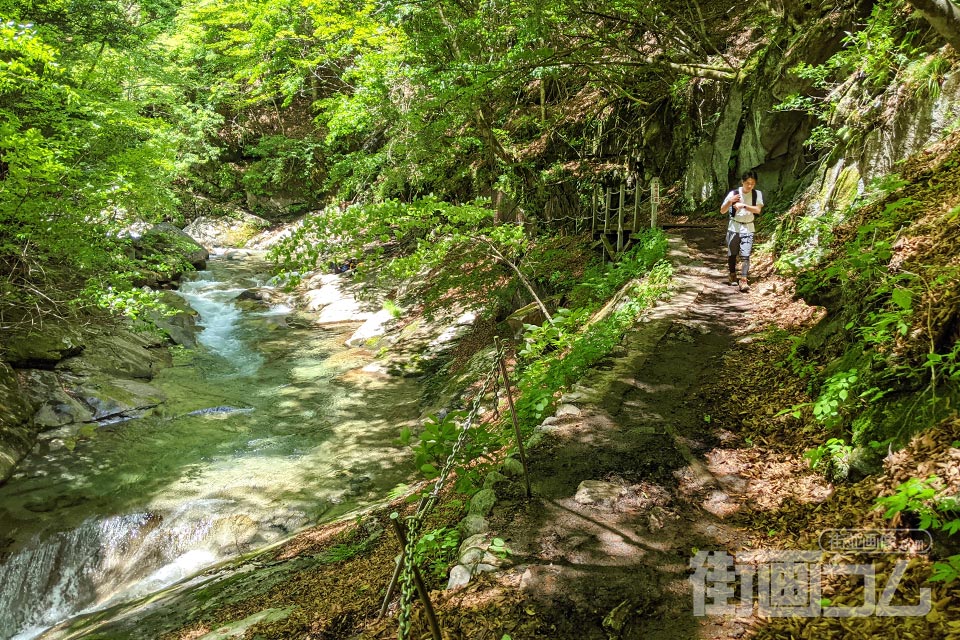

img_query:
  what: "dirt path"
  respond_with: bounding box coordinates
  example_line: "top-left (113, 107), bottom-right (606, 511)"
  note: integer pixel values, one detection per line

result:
top-left (475, 227), bottom-right (758, 639)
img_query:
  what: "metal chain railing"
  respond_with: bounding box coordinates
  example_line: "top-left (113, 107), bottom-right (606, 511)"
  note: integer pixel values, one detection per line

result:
top-left (395, 346), bottom-right (506, 640)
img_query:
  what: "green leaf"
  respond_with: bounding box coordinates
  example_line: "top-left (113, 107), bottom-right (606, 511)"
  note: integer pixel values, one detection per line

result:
top-left (891, 288), bottom-right (913, 311)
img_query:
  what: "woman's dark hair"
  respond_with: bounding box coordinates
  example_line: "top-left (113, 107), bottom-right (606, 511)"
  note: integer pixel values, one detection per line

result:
top-left (741, 170), bottom-right (758, 182)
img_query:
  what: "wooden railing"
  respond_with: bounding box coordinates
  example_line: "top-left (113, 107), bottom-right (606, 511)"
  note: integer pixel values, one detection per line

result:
top-left (536, 177), bottom-right (662, 259)
top-left (590, 177), bottom-right (660, 258)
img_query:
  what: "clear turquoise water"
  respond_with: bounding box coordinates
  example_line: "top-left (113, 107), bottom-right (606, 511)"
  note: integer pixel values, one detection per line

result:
top-left (0, 256), bottom-right (419, 639)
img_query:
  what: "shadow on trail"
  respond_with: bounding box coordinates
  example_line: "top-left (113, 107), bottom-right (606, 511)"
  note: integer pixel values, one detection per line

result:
top-left (485, 226), bottom-right (753, 639)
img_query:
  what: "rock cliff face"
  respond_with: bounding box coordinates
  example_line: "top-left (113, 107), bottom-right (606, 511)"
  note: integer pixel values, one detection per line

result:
top-left (674, 12), bottom-right (852, 211)
top-left (665, 7), bottom-right (960, 225)
top-left (776, 66), bottom-right (960, 461)
top-left (791, 69), bottom-right (960, 239)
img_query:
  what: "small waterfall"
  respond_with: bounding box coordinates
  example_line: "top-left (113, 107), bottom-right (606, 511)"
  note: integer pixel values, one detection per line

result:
top-left (0, 501), bottom-right (262, 640)
top-left (177, 262), bottom-right (266, 377)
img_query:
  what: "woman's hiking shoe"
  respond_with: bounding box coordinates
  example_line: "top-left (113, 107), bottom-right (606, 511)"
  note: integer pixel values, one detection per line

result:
top-left (728, 272), bottom-right (738, 286)
top-left (739, 278), bottom-right (751, 292)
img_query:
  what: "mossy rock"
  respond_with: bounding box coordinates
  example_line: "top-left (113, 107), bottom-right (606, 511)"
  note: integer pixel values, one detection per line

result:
top-left (138, 222), bottom-right (209, 269)
top-left (0, 362), bottom-right (36, 481)
top-left (2, 325), bottom-right (84, 368)
top-left (468, 488), bottom-right (497, 517)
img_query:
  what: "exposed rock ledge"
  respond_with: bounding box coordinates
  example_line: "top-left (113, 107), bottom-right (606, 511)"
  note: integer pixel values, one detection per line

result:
top-left (0, 322), bottom-right (172, 482)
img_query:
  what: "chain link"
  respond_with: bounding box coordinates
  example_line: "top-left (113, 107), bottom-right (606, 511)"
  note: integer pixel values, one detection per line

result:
top-left (396, 346), bottom-right (505, 639)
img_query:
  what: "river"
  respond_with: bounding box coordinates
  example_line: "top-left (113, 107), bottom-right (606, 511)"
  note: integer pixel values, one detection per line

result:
top-left (0, 254), bottom-right (419, 640)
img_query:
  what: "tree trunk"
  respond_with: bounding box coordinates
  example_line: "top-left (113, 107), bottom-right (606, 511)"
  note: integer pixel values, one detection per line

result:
top-left (910, 0), bottom-right (960, 51)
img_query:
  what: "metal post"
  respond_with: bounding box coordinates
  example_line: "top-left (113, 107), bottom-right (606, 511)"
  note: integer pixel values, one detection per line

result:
top-left (391, 517), bottom-right (443, 640)
top-left (379, 559), bottom-right (403, 620)
top-left (494, 338), bottom-right (532, 498)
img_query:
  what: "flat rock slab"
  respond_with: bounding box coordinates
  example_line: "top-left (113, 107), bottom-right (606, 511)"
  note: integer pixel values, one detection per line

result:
top-left (574, 480), bottom-right (626, 509)
top-left (197, 607), bottom-right (295, 639)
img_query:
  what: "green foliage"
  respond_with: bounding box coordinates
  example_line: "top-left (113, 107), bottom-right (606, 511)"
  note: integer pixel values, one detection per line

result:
top-left (269, 197), bottom-right (495, 283)
top-left (241, 135), bottom-right (326, 196)
top-left (877, 476), bottom-right (960, 585)
top-left (383, 299), bottom-right (403, 319)
top-left (0, 2), bottom-right (217, 329)
top-left (89, 285), bottom-right (168, 321)
top-left (812, 369), bottom-right (859, 427)
top-left (515, 257), bottom-right (672, 425)
top-left (317, 528), bottom-right (382, 564)
top-left (930, 555), bottom-right (960, 585)
top-left (778, 0), bottom-right (946, 151)
top-left (488, 537), bottom-right (511, 558)
top-left (269, 197), bottom-right (543, 322)
top-left (829, 0), bottom-right (918, 89)
top-left (393, 230), bottom-right (671, 495)
top-left (522, 235), bottom-right (594, 295)
top-left (903, 53), bottom-right (951, 99)
top-left (924, 342), bottom-right (960, 385)
top-left (803, 437), bottom-right (852, 479)
top-left (414, 526), bottom-right (461, 580)
top-left (398, 410), bottom-right (499, 494)
top-left (568, 230), bottom-right (670, 308)
top-left (796, 174), bottom-right (914, 304)
top-left (517, 307), bottom-right (589, 363)
top-left (876, 476), bottom-right (958, 529)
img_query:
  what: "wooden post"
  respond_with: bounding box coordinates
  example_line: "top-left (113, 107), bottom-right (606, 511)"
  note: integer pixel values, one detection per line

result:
top-left (591, 187), bottom-right (597, 236)
top-left (632, 181), bottom-right (639, 232)
top-left (616, 183), bottom-right (625, 253)
top-left (603, 186), bottom-right (612, 234)
top-left (495, 338), bottom-right (532, 498)
top-left (650, 177), bottom-right (660, 229)
top-left (379, 494), bottom-right (430, 620)
top-left (391, 517), bottom-right (443, 640)
top-left (378, 558), bottom-right (404, 620)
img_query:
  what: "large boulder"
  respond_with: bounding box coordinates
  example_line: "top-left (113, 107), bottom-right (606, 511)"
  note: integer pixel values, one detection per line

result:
top-left (57, 325), bottom-right (170, 380)
top-left (0, 316), bottom-right (174, 480)
top-left (139, 222), bottom-right (210, 270)
top-left (345, 309), bottom-right (397, 347)
top-left (183, 214), bottom-right (271, 250)
top-left (21, 370), bottom-right (94, 428)
top-left (302, 274), bottom-right (380, 325)
top-left (15, 323), bottom-right (171, 430)
top-left (119, 222), bottom-right (210, 287)
top-left (857, 69), bottom-right (960, 183)
top-left (73, 377), bottom-right (166, 422)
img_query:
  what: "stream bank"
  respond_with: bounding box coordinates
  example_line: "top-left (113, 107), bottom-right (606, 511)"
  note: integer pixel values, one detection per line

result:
top-left (0, 252), bottom-right (427, 639)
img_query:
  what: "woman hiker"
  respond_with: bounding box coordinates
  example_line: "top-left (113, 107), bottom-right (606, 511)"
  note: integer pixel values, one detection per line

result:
top-left (720, 170), bottom-right (763, 292)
